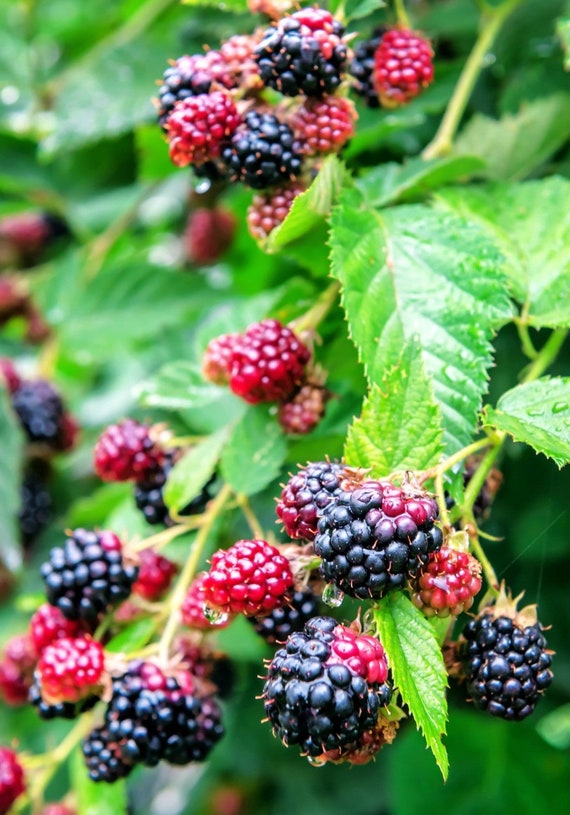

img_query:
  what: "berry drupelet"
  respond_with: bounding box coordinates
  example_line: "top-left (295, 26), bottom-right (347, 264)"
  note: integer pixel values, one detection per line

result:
top-left (0, 748), bottom-right (25, 815)
top-left (93, 418), bottom-right (164, 482)
top-left (276, 460), bottom-right (344, 542)
top-left (255, 8), bottom-right (348, 97)
top-left (82, 725), bottom-right (133, 783)
top-left (373, 28), bottom-right (434, 108)
top-left (221, 111), bottom-right (303, 190)
top-left (40, 529), bottom-right (138, 622)
top-left (313, 479), bottom-right (442, 600)
top-left (263, 616), bottom-right (391, 757)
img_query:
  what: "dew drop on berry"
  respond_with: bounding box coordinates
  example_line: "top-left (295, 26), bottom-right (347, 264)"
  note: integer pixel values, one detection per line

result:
top-left (203, 604), bottom-right (229, 625)
top-left (322, 582), bottom-right (344, 608)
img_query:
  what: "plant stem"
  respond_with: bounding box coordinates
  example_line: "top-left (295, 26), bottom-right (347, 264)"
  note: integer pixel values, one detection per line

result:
top-left (516, 320), bottom-right (538, 360)
top-left (452, 439), bottom-right (503, 526)
top-left (466, 517), bottom-right (500, 592)
top-left (236, 493), bottom-right (265, 540)
top-left (129, 519), bottom-right (203, 553)
top-left (421, 436), bottom-right (491, 483)
top-left (422, 0), bottom-right (521, 160)
top-left (520, 328), bottom-right (568, 383)
top-left (158, 484), bottom-right (232, 664)
top-left (393, 0), bottom-right (411, 28)
top-left (290, 281), bottom-right (340, 334)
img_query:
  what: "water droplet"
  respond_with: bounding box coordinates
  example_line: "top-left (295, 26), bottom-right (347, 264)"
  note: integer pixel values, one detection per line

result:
top-left (203, 604), bottom-right (229, 626)
top-left (551, 402), bottom-right (568, 414)
top-left (526, 407), bottom-right (544, 417)
top-left (322, 582), bottom-right (344, 608)
top-left (307, 755), bottom-right (327, 767)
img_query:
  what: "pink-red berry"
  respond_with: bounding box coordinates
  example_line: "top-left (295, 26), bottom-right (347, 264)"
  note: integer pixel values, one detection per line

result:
top-left (183, 207), bottom-right (236, 266)
top-left (0, 634), bottom-right (37, 705)
top-left (29, 603), bottom-right (87, 653)
top-left (373, 28), bottom-right (434, 108)
top-left (93, 419), bottom-right (163, 482)
top-left (36, 636), bottom-right (105, 704)
top-left (227, 319), bottom-right (311, 404)
top-left (277, 381), bottom-right (330, 434)
top-left (327, 622), bottom-right (389, 685)
top-left (276, 460), bottom-right (344, 542)
top-left (202, 333), bottom-right (241, 386)
top-left (132, 548), bottom-right (178, 601)
top-left (167, 92), bottom-right (242, 168)
top-left (247, 184), bottom-right (305, 241)
top-left (181, 573), bottom-right (232, 630)
top-left (0, 358), bottom-right (21, 394)
top-left (202, 539), bottom-right (295, 617)
top-left (219, 34), bottom-right (261, 90)
top-left (291, 96), bottom-right (356, 155)
top-left (0, 748), bottom-right (25, 815)
top-left (40, 805), bottom-right (76, 815)
top-left (410, 545), bottom-right (482, 617)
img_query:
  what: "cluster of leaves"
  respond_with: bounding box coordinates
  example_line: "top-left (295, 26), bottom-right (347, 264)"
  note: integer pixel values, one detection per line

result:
top-left (1, 0), bottom-right (570, 814)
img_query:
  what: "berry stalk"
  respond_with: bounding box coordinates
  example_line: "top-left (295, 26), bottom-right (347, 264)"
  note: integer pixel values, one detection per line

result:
top-left (392, 0), bottom-right (411, 30)
top-left (289, 280), bottom-right (340, 334)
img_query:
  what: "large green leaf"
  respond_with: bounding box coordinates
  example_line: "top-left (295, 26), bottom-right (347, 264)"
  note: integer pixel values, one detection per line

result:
top-left (138, 362), bottom-right (229, 411)
top-left (329, 188), bottom-right (513, 453)
top-left (483, 377), bottom-right (570, 468)
top-left (436, 177), bottom-right (570, 328)
top-left (344, 342), bottom-right (443, 475)
top-left (0, 387), bottom-right (24, 572)
top-left (221, 405), bottom-right (287, 496)
top-left (164, 426), bottom-right (230, 513)
top-left (373, 594), bottom-right (449, 779)
top-left (558, 17), bottom-right (570, 69)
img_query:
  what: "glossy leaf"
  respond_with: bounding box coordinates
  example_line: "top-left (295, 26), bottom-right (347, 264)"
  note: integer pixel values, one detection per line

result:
top-left (164, 426), bottom-right (229, 512)
top-left (221, 405), bottom-right (287, 496)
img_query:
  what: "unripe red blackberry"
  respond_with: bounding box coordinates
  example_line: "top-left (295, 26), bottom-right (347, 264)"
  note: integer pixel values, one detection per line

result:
top-left (134, 453), bottom-right (213, 526)
top-left (202, 333), bottom-right (241, 385)
top-left (11, 379), bottom-right (68, 449)
top-left (94, 419), bottom-right (164, 482)
top-left (181, 572), bottom-right (233, 630)
top-left (41, 804), bottom-right (76, 815)
top-left (0, 748), bottom-right (25, 814)
top-left (203, 539), bottom-right (295, 617)
top-left (29, 603), bottom-right (88, 652)
top-left (40, 529), bottom-right (139, 622)
top-left (278, 381), bottom-right (330, 435)
top-left (255, 9), bottom-right (348, 97)
top-left (247, 183), bottom-right (305, 241)
top-left (410, 545), bottom-right (482, 617)
top-left (276, 460), bottom-right (344, 542)
top-left (458, 591), bottom-right (553, 721)
top-left (219, 34), bottom-right (261, 90)
top-left (36, 636), bottom-right (105, 704)
top-left (183, 207), bottom-right (236, 266)
top-left (221, 111), bottom-right (303, 190)
top-left (0, 634), bottom-right (37, 705)
top-left (132, 548), bottom-right (178, 601)
top-left (167, 92), bottom-right (242, 168)
top-left (373, 28), bottom-right (434, 108)
top-left (227, 319), bottom-right (311, 404)
top-left (263, 616), bottom-right (391, 757)
top-left (349, 28), bottom-right (385, 108)
top-left (314, 479), bottom-right (442, 600)
top-left (0, 358), bottom-right (21, 393)
top-left (249, 587), bottom-right (322, 645)
top-left (19, 460), bottom-right (52, 547)
top-left (156, 51), bottom-right (234, 129)
top-left (248, 0), bottom-right (293, 18)
top-left (291, 96), bottom-right (356, 156)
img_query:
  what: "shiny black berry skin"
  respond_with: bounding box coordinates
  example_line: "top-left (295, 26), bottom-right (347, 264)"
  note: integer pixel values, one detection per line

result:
top-left (29, 680), bottom-right (98, 721)
top-left (263, 616), bottom-right (391, 757)
top-left (134, 454), bottom-right (213, 526)
top-left (459, 612), bottom-right (553, 721)
top-left (19, 460), bottom-right (52, 546)
top-left (221, 112), bottom-right (303, 190)
top-left (82, 726), bottom-right (134, 783)
top-left (249, 588), bottom-right (322, 645)
top-left (276, 460), bottom-right (343, 542)
top-left (349, 29), bottom-right (384, 108)
top-left (40, 529), bottom-right (138, 622)
top-left (12, 380), bottom-right (66, 448)
top-left (314, 482), bottom-right (442, 600)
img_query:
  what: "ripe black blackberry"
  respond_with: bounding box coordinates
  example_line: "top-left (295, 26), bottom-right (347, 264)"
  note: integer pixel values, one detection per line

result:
top-left (458, 593), bottom-right (553, 721)
top-left (134, 453), bottom-right (213, 526)
top-left (82, 725), bottom-right (133, 783)
top-left (313, 480), bottom-right (442, 600)
top-left (40, 529), bottom-right (138, 622)
top-left (29, 679), bottom-right (98, 720)
top-left (255, 8), bottom-right (348, 97)
top-left (19, 460), bottom-right (52, 547)
top-left (349, 29), bottom-right (385, 108)
top-left (221, 111), bottom-right (303, 190)
top-left (276, 460), bottom-right (344, 542)
top-left (263, 616), bottom-right (391, 757)
top-left (249, 587), bottom-right (322, 645)
top-left (11, 379), bottom-right (66, 449)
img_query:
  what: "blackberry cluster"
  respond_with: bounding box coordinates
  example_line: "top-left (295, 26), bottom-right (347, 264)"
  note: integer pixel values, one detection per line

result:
top-left (156, 52), bottom-right (234, 129)
top-left (314, 480), bottom-right (442, 600)
top-left (167, 91), bottom-right (242, 168)
top-left (249, 588), bottom-right (322, 645)
top-left (134, 453), bottom-right (213, 526)
top-left (132, 548), bottom-right (178, 601)
top-left (93, 418), bottom-right (163, 482)
top-left (458, 610), bottom-right (553, 721)
top-left (254, 9), bottom-right (348, 97)
top-left (19, 460), bottom-right (52, 546)
top-left (221, 111), bottom-right (303, 189)
top-left (183, 206), bottom-right (236, 266)
top-left (82, 726), bottom-right (132, 783)
top-left (40, 529), bottom-right (138, 622)
top-left (263, 616), bottom-right (391, 757)
top-left (12, 379), bottom-right (66, 448)
top-left (291, 96), bottom-right (356, 156)
top-left (277, 381), bottom-right (330, 435)
top-left (276, 460), bottom-right (344, 542)
top-left (373, 28), bottom-right (434, 108)
top-left (349, 29), bottom-right (384, 108)
top-left (29, 679), bottom-right (99, 720)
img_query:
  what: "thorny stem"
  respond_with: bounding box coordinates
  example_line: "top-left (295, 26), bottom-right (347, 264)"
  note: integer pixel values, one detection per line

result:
top-left (422, 0), bottom-right (522, 159)
top-left (236, 493), bottom-right (265, 540)
top-left (393, 0), bottom-right (411, 29)
top-left (289, 281), bottom-right (340, 335)
top-left (158, 484), bottom-right (232, 664)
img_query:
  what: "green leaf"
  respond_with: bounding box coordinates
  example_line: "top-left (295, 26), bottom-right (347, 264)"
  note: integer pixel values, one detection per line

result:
top-left (105, 617), bottom-right (157, 654)
top-left (453, 94), bottom-right (570, 180)
top-left (329, 187), bottom-right (513, 453)
top-left (557, 17), bottom-right (570, 70)
top-left (138, 362), bottom-right (228, 411)
top-left (164, 426), bottom-right (230, 513)
top-left (344, 342), bottom-right (443, 475)
top-left (72, 746), bottom-right (128, 815)
top-left (344, 0), bottom-right (385, 22)
top-left (0, 387), bottom-right (24, 572)
top-left (483, 377), bottom-right (570, 468)
top-left (374, 594), bottom-right (448, 780)
top-left (221, 405), bottom-right (287, 496)
top-left (436, 177), bottom-right (570, 327)
top-left (182, 0), bottom-right (246, 7)
top-left (357, 155), bottom-right (486, 208)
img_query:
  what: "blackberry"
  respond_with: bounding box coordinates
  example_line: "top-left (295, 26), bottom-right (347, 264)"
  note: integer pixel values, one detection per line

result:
top-left (156, 52), bottom-right (234, 129)
top-left (40, 528), bottom-right (138, 622)
top-left (219, 34), bottom-right (261, 91)
top-left (134, 453), bottom-right (213, 526)
top-left (82, 725), bottom-right (133, 783)
top-left (0, 634), bottom-right (37, 706)
top-left (249, 587), bottom-right (322, 645)
top-left (373, 28), bottom-right (434, 108)
top-left (247, 183), bottom-right (305, 241)
top-left (41, 804), bottom-right (76, 815)
top-left (0, 357), bottom-right (21, 393)
top-left (35, 636), bottom-right (105, 704)
top-left (255, 9), bottom-right (348, 98)
top-left (132, 548), bottom-right (178, 601)
top-left (291, 96), bottom-right (357, 156)
top-left (19, 460), bottom-right (52, 546)
top-left (458, 596), bottom-right (553, 721)
top-left (262, 616), bottom-right (391, 757)
top-left (181, 572), bottom-right (232, 630)
top-left (202, 333), bottom-right (241, 386)
top-left (277, 381), bottom-right (331, 435)
top-left (166, 92), bottom-right (242, 168)
top-left (0, 748), bottom-right (25, 814)
top-left (313, 480), bottom-right (442, 600)
top-left (410, 545), bottom-right (482, 618)
top-left (29, 678), bottom-right (98, 720)
top-left (221, 111), bottom-right (303, 190)
top-left (93, 418), bottom-right (163, 482)
top-left (183, 207), bottom-right (236, 266)
top-left (11, 379), bottom-right (67, 448)
top-left (29, 603), bottom-right (88, 652)
top-left (349, 29), bottom-right (384, 108)
top-left (276, 460), bottom-right (344, 542)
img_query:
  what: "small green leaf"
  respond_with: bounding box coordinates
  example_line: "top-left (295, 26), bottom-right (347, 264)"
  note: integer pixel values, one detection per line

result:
top-left (483, 377), bottom-right (570, 468)
top-left (72, 746), bottom-right (128, 815)
top-left (344, 0), bottom-right (385, 20)
top-left (138, 362), bottom-right (228, 411)
top-left (557, 17), bottom-right (570, 69)
top-left (164, 426), bottom-right (230, 513)
top-left (105, 617), bottom-right (157, 654)
top-left (0, 387), bottom-right (24, 572)
top-left (374, 594), bottom-right (449, 779)
top-left (221, 405), bottom-right (286, 496)
top-left (344, 342), bottom-right (443, 475)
